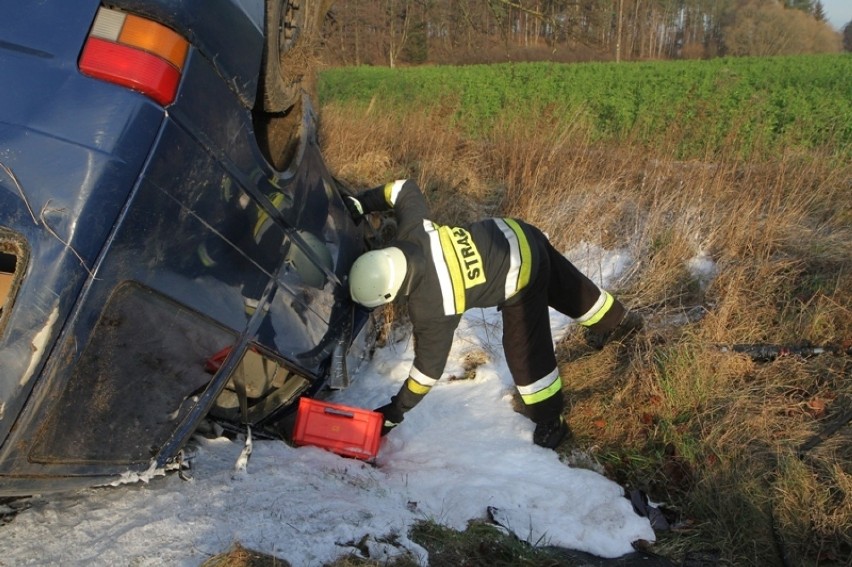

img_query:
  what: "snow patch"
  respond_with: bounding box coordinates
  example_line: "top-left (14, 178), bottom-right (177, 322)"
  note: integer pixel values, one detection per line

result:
top-left (564, 241), bottom-right (632, 288)
top-left (687, 252), bottom-right (718, 288)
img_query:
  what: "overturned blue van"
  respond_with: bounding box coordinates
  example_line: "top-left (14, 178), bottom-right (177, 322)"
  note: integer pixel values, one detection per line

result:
top-left (0, 0), bottom-right (370, 496)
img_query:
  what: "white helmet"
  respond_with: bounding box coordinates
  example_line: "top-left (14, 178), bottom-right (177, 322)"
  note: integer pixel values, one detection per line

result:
top-left (349, 247), bottom-right (408, 308)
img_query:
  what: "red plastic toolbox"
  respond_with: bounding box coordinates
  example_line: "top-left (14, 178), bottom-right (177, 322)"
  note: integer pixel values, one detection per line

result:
top-left (293, 398), bottom-right (382, 460)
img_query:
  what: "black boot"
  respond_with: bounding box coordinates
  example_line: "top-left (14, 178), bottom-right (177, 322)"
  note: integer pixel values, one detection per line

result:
top-left (533, 415), bottom-right (570, 449)
top-left (585, 310), bottom-right (643, 350)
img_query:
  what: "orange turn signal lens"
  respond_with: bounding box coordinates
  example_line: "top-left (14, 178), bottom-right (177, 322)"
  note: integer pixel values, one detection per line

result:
top-left (120, 14), bottom-right (188, 71)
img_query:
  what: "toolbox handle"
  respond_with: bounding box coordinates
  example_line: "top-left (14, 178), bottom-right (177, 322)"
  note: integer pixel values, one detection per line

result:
top-left (324, 407), bottom-right (355, 419)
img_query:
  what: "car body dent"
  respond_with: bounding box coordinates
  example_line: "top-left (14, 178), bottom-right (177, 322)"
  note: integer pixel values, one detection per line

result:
top-left (22, 306), bottom-right (58, 385)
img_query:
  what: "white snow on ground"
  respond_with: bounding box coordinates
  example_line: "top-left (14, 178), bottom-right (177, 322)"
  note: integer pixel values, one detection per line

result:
top-left (0, 245), bottom-right (714, 567)
top-left (687, 251), bottom-right (718, 290)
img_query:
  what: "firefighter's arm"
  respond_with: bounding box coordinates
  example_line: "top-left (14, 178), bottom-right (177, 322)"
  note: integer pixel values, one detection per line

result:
top-left (353, 179), bottom-right (431, 233)
top-left (375, 370), bottom-right (436, 435)
top-left (375, 316), bottom-right (459, 435)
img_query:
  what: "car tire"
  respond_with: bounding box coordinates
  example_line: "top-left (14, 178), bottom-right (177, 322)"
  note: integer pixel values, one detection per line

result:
top-left (259, 0), bottom-right (331, 113)
top-left (255, 0), bottom-right (332, 170)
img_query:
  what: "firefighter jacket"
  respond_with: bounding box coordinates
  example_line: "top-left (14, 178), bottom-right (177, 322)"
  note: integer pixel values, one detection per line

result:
top-left (356, 179), bottom-right (541, 414)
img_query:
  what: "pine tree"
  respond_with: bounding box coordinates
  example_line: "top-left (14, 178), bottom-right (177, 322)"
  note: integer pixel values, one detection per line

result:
top-left (813, 0), bottom-right (826, 22)
top-left (844, 22), bottom-right (852, 52)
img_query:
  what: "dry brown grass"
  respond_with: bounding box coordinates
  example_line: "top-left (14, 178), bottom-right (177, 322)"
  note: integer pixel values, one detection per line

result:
top-left (201, 542), bottom-right (291, 566)
top-left (319, 101), bottom-right (851, 566)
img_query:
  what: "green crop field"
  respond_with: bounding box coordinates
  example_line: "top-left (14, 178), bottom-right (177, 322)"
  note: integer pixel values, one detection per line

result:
top-left (319, 54), bottom-right (852, 159)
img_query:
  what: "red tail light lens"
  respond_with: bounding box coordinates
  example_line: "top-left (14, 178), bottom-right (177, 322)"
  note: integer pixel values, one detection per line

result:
top-left (79, 7), bottom-right (188, 106)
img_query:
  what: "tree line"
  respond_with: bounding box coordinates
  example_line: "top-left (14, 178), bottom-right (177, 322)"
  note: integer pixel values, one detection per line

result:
top-left (318, 0), bottom-right (847, 67)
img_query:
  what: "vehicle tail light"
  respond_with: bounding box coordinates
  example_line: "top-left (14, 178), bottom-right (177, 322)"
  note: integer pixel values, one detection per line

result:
top-left (79, 7), bottom-right (188, 106)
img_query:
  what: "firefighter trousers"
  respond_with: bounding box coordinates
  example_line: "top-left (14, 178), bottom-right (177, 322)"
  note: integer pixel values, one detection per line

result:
top-left (500, 225), bottom-right (625, 423)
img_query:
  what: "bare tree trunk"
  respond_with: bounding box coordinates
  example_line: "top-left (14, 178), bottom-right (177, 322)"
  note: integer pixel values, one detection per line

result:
top-left (388, 0), bottom-right (396, 67)
top-left (616, 0), bottom-right (624, 61)
top-left (387, 0), bottom-right (412, 68)
top-left (354, 0), bottom-right (360, 65)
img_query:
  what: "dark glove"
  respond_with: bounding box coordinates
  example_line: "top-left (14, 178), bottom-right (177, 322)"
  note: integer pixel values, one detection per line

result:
top-left (344, 195), bottom-right (365, 222)
top-left (375, 402), bottom-right (405, 436)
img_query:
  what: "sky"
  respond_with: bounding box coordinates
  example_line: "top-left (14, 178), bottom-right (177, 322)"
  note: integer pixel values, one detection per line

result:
top-left (821, 0), bottom-right (852, 30)
top-left (0, 244), bottom-right (718, 567)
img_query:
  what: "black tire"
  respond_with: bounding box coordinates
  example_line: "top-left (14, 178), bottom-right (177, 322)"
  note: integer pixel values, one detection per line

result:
top-left (255, 0), bottom-right (333, 170)
top-left (260, 0), bottom-right (300, 112)
top-left (259, 0), bottom-right (331, 113)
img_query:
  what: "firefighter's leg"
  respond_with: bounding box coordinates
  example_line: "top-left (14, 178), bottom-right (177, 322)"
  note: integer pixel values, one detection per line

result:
top-left (534, 230), bottom-right (641, 348)
top-left (502, 262), bottom-right (569, 448)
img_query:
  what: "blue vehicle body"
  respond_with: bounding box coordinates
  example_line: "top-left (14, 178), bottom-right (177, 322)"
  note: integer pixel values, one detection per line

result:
top-left (0, 0), bottom-right (368, 495)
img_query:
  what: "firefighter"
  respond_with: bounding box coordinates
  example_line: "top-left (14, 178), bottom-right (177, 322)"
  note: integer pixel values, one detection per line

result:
top-left (346, 179), bottom-right (642, 449)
